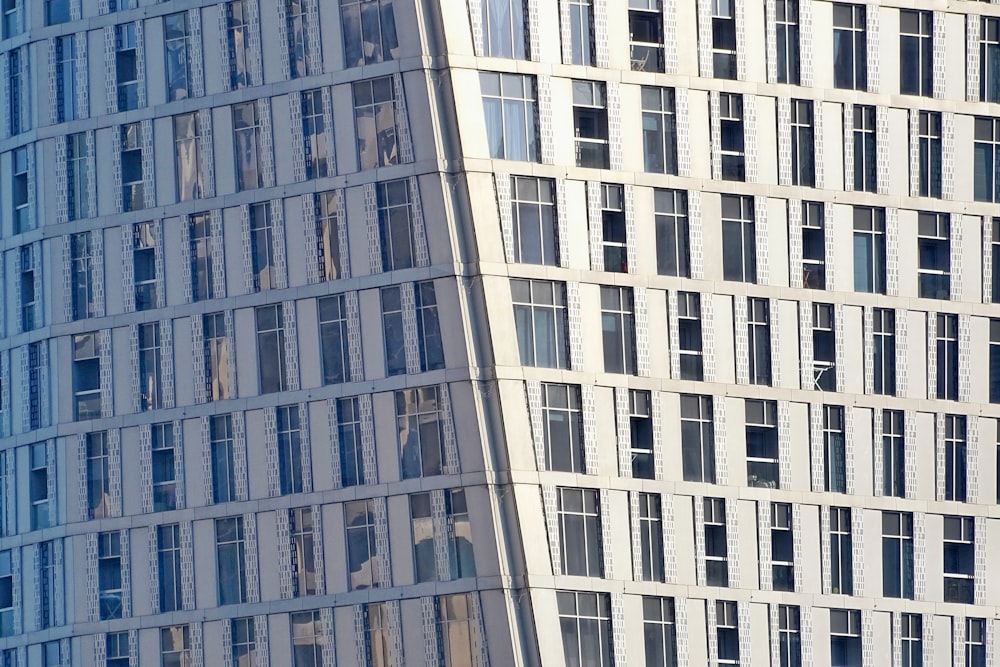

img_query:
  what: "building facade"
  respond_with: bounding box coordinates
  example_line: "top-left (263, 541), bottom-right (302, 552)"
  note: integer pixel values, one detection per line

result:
top-left (0, 0), bottom-right (999, 665)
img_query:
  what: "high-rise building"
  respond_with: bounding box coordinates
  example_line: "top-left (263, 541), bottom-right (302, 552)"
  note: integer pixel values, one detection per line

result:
top-left (0, 0), bottom-right (999, 665)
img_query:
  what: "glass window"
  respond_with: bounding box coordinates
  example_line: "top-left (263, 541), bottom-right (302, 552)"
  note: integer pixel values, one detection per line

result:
top-left (319, 295), bottom-right (351, 385)
top-left (210, 414), bottom-right (237, 504)
top-left (829, 507), bottom-right (853, 595)
top-left (540, 383), bottom-right (584, 473)
top-left (746, 399), bottom-right (779, 488)
top-left (45, 0), bottom-right (68, 24)
top-left (853, 104), bottom-right (877, 192)
top-left (943, 515), bottom-right (974, 603)
top-left (627, 389), bottom-right (654, 479)
top-left (174, 113), bottom-right (202, 201)
top-left (824, 406), bottom-right (846, 493)
top-left (290, 507), bottom-right (317, 596)
top-left (137, 322), bottom-right (162, 411)
top-left (974, 117), bottom-right (1000, 203)
top-left (215, 516), bottom-right (247, 605)
top-left (377, 179), bottom-right (416, 271)
top-left (900, 10), bottom-right (932, 97)
top-left (381, 286), bottom-right (406, 377)
top-left (115, 23), bottom-right (140, 111)
top-left (881, 409), bottom-right (905, 498)
top-left (917, 110), bottom-right (942, 199)
top-left (286, 0), bottom-right (308, 78)
top-left (67, 132), bottom-right (91, 222)
top-left (160, 625), bottom-right (191, 667)
top-left (966, 619), bottom-right (986, 667)
top-left (573, 80), bottom-right (609, 168)
top-left (438, 594), bottom-right (476, 667)
top-left (341, 0), bottom-right (399, 67)
top-left (721, 194), bottom-right (755, 282)
top-left (416, 280), bottom-right (445, 371)
top-left (812, 303), bottom-right (836, 391)
top-left (654, 189), bottom-right (688, 276)
top-left (151, 422), bottom-right (177, 512)
top-left (277, 405), bottom-right (304, 495)
top-left (291, 610), bottom-right (323, 667)
top-left (446, 488), bottom-right (476, 579)
top-left (0, 552), bottom-right (13, 637)
top-left (641, 87), bottom-right (677, 174)
top-left (86, 431), bottom-right (111, 519)
top-left (681, 394), bottom-right (715, 483)
top-left (630, 1), bottom-right (665, 73)
top-left (833, 4), bottom-right (866, 90)
top-left (121, 123), bottom-right (144, 212)
top-left (133, 223), bottom-right (156, 311)
top-left (189, 213), bottom-right (214, 302)
top-left (345, 499), bottom-right (378, 590)
top-left (636, 492), bottom-right (664, 582)
top-left (882, 511), bottom-right (914, 599)
top-left (748, 297), bottom-right (771, 386)
top-left (791, 99), bottom-right (814, 187)
top-left (716, 601), bottom-right (740, 666)
top-left (511, 279), bottom-right (569, 369)
top-left (157, 524), bottom-right (182, 613)
top-left (992, 320), bottom-right (1000, 403)
top-left (11, 147), bottom-right (29, 234)
top-left (557, 591), bottom-right (613, 667)
top-left (830, 610), bottom-right (862, 667)
top-left (480, 72), bottom-right (538, 162)
top-left (873, 308), bottom-right (896, 396)
top-left (567, 0), bottom-right (595, 65)
top-left (397, 386), bottom-right (446, 479)
top-left (233, 102), bottom-right (262, 191)
top-left (704, 497), bottom-right (728, 586)
top-left (936, 313), bottom-right (959, 401)
top-left (642, 596), bottom-right (677, 667)
top-left (227, 0), bottom-right (251, 90)
top-left (204, 312), bottom-right (231, 401)
top-left (231, 618), bottom-right (257, 667)
top-left (481, 0), bottom-right (528, 59)
top-left (777, 605), bottom-right (802, 667)
top-left (302, 89), bottom-right (330, 179)
top-left (982, 17), bottom-right (1000, 103)
top-left (336, 397), bottom-right (366, 487)
top-left (944, 414), bottom-right (967, 502)
top-left (917, 212), bottom-right (950, 299)
top-left (164, 12), bottom-right (192, 101)
top-left (677, 292), bottom-right (703, 380)
top-left (600, 285), bottom-right (636, 375)
top-left (98, 531), bottom-right (123, 620)
top-left (18, 245), bottom-right (36, 332)
top-left (106, 631), bottom-right (129, 667)
top-left (711, 0), bottom-right (737, 78)
top-left (599, 184), bottom-right (627, 273)
top-left (853, 206), bottom-right (886, 293)
top-left (719, 93), bottom-right (745, 180)
top-left (411, 492), bottom-right (435, 583)
top-left (316, 190), bottom-right (346, 281)
top-left (7, 48), bottom-right (23, 136)
top-left (256, 304), bottom-right (288, 394)
top-left (510, 175), bottom-right (558, 265)
top-left (801, 201), bottom-right (826, 289)
top-left (900, 614), bottom-right (922, 667)
top-left (73, 333), bottom-right (101, 420)
top-left (354, 77), bottom-right (400, 170)
top-left (776, 0), bottom-right (800, 84)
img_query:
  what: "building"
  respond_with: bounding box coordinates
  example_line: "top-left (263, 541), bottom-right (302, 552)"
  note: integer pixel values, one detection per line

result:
top-left (0, 0), bottom-right (999, 665)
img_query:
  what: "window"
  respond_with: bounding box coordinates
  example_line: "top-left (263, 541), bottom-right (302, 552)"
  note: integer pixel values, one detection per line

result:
top-left (790, 100), bottom-right (815, 186)
top-left (37, 540), bottom-right (55, 629)
top-left (852, 105), bottom-right (877, 192)
top-left (911, 110), bottom-right (943, 200)
top-left (974, 117), bottom-right (1000, 203)
top-left (830, 610), bottom-right (862, 667)
top-left (381, 286), bottom-right (405, 377)
top-left (248, 203), bottom-right (278, 291)
top-left (776, 0), bottom-right (800, 84)
top-left (936, 313), bottom-right (959, 401)
top-left (151, 423), bottom-right (177, 512)
top-left (677, 292), bottom-right (704, 380)
top-left (233, 102), bottom-right (262, 191)
top-left (397, 386), bottom-right (446, 479)
top-left (138, 323), bottom-right (162, 411)
top-left (681, 394), bottom-right (715, 483)
top-left (290, 507), bottom-right (317, 596)
top-left (216, 516), bottom-right (247, 605)
top-left (511, 175), bottom-right (558, 265)
top-left (746, 400), bottom-right (779, 488)
top-left (157, 524), bottom-right (182, 612)
top-left (636, 492), bottom-right (664, 582)
top-left (641, 87), bottom-right (677, 174)
top-left (12, 147), bottom-right (29, 234)
top-left (299, 89), bottom-right (331, 179)
top-left (918, 213), bottom-right (950, 299)
top-left (748, 297), bottom-right (771, 386)
top-left (28, 343), bottom-right (43, 431)
top-left (873, 308), bottom-right (896, 396)
top-left (481, 72), bottom-right (538, 162)
top-left (121, 123), bottom-right (144, 212)
top-left (316, 191), bottom-right (345, 281)
top-left (719, 93), bottom-right (745, 180)
top-left (354, 77), bottom-right (401, 170)
top-left (983, 17), bottom-right (1000, 103)
top-left (943, 515), bottom-right (974, 603)
top-left (721, 195), bottom-right (755, 282)
top-left (164, 12), bottom-right (191, 101)
top-left (654, 189), bottom-right (688, 276)
top-left (627, 389), bottom-right (654, 479)
top-left (107, 632), bottom-right (129, 667)
top-left (711, 0), bottom-right (737, 78)
top-left (446, 489), bottom-right (476, 579)
top-left (345, 499), bottom-right (378, 590)
top-left (86, 432), bottom-right (111, 519)
top-left (2, 0), bottom-right (18, 39)
top-left (115, 24), bottom-right (140, 111)
top-left (286, 0), bottom-right (308, 78)
top-left (74, 333), bottom-right (101, 420)
top-left (573, 80), bottom-right (610, 168)
top-left (189, 214), bottom-right (213, 301)
top-left (882, 511), bottom-right (914, 599)
top-left (41, 642), bottom-right (61, 667)
top-left (415, 281), bottom-right (445, 371)
top-left (67, 133), bottom-right (91, 221)
top-left (601, 286), bottom-right (636, 375)
top-left (411, 493), bottom-right (435, 583)
top-left (558, 591), bottom-right (613, 667)
top-left (7, 48), bottom-right (23, 136)
top-left (630, 1), bottom-right (665, 72)
top-left (256, 304), bottom-right (288, 394)
top-left (823, 405), bottom-right (846, 493)
top-left (900, 614), bottom-right (922, 667)
top-left (481, 0), bottom-right (527, 59)
top-left (830, 507), bottom-right (853, 595)
top-left (540, 383), bottom-right (584, 473)
top-left (643, 597), bottom-right (677, 667)
top-left (716, 601), bottom-right (740, 666)
top-left (319, 295), bottom-right (351, 384)
top-left (336, 397), bottom-right (366, 487)
top-left (704, 497), bottom-right (729, 586)
top-left (377, 179), bottom-right (416, 271)
top-left (812, 303), bottom-right (835, 391)
top-left (966, 619), bottom-right (986, 667)
top-left (18, 246), bottom-right (36, 332)
top-left (991, 320), bottom-right (1000, 403)
top-left (98, 531), bottom-right (123, 620)
top-left (944, 414), bottom-right (967, 502)
top-left (132, 223), bottom-right (157, 310)
top-left (28, 443), bottom-right (49, 529)
top-left (558, 487), bottom-right (602, 577)
top-left (276, 406), bottom-right (304, 495)
top-left (882, 409), bottom-right (905, 497)
top-left (567, 0), bottom-right (594, 65)
top-left (833, 4), bottom-right (866, 90)
top-left (46, 0), bottom-right (68, 24)
top-left (599, 184), bottom-right (627, 272)
top-left (0, 552), bottom-right (12, 636)
top-left (438, 594), bottom-right (476, 667)
top-left (227, 0), bottom-right (251, 89)
top-left (204, 313), bottom-right (231, 401)
top-left (853, 206), bottom-right (886, 293)
top-left (801, 201), bottom-right (825, 289)
top-left (900, 11), bottom-right (932, 96)
top-left (210, 414), bottom-right (237, 504)
top-left (160, 626), bottom-right (191, 667)
top-left (174, 113), bottom-right (202, 202)
top-left (231, 618), bottom-right (257, 667)
top-left (341, 0), bottom-right (398, 67)
top-left (777, 605), bottom-right (801, 667)
top-left (512, 279), bottom-right (569, 369)
top-left (291, 610), bottom-right (323, 667)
